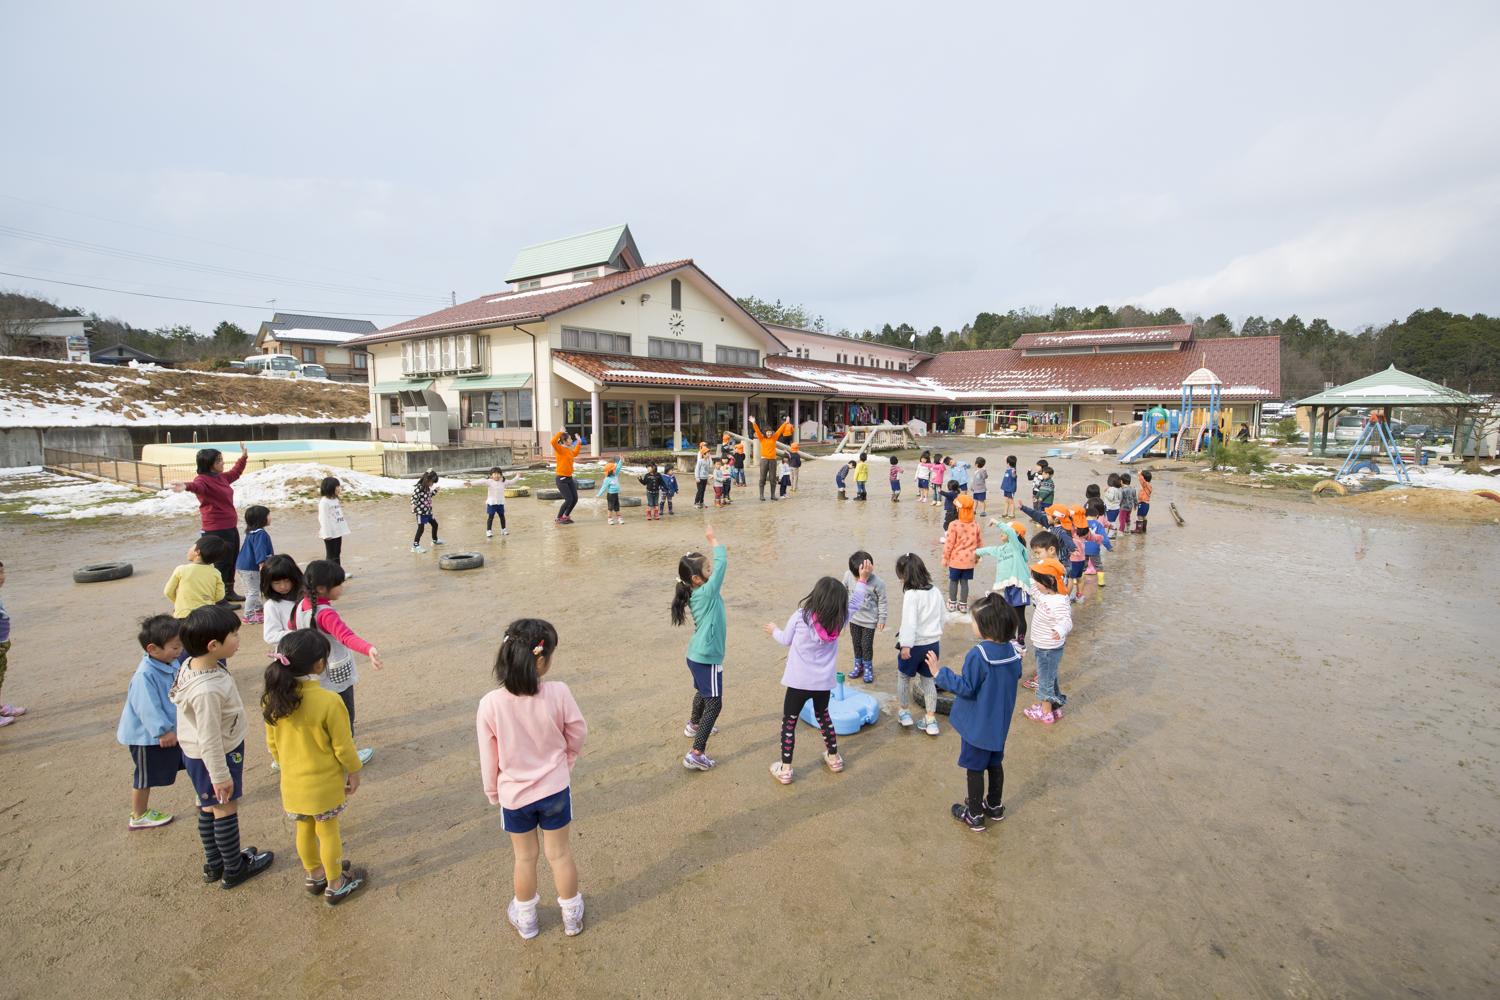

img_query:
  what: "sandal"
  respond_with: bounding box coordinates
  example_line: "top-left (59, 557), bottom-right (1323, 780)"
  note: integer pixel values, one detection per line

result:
top-left (304, 859), bottom-right (351, 898)
top-left (821, 751), bottom-right (844, 773)
top-left (769, 762), bottom-right (794, 785)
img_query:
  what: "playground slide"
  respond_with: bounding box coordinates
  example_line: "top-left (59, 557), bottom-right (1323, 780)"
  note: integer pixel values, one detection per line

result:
top-left (1118, 432), bottom-right (1162, 464)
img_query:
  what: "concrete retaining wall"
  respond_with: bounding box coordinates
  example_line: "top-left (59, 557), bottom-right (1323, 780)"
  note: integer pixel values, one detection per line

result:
top-left (1, 427), bottom-right (135, 467)
top-left (383, 445), bottom-right (514, 478)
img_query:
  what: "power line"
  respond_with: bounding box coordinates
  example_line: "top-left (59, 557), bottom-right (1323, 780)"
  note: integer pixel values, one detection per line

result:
top-left (0, 192), bottom-right (440, 292)
top-left (0, 269), bottom-right (421, 318)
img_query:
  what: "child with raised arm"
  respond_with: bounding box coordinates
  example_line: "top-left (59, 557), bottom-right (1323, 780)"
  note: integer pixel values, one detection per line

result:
top-left (466, 466), bottom-right (512, 537)
top-left (234, 505), bottom-right (274, 624)
top-left (478, 618), bottom-right (588, 939)
top-left (263, 629), bottom-right (368, 906)
top-left (671, 524), bottom-right (727, 770)
top-left (763, 559), bottom-right (872, 783)
top-left (931, 593), bottom-right (1022, 831)
top-left (170, 605), bottom-right (274, 888)
top-left (297, 560), bottom-right (382, 765)
top-left (597, 459), bottom-right (624, 524)
top-left (117, 614), bottom-right (184, 830)
top-left (979, 519), bottom-right (1032, 648)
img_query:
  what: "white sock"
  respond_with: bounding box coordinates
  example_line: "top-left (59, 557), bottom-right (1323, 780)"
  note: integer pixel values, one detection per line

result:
top-left (515, 894), bottom-right (539, 912)
top-left (559, 893), bottom-right (582, 912)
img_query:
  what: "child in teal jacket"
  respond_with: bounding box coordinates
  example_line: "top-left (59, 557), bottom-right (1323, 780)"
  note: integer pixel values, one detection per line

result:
top-left (671, 524), bottom-right (727, 770)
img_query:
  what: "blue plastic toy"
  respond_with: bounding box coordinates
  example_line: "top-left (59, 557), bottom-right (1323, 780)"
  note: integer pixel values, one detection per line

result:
top-left (799, 673), bottom-right (880, 735)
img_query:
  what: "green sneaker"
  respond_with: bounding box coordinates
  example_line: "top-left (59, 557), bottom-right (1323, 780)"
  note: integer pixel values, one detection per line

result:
top-left (127, 809), bottom-right (174, 830)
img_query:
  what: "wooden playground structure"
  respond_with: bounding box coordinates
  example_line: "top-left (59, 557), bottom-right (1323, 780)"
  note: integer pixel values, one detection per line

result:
top-left (830, 424), bottom-right (921, 454)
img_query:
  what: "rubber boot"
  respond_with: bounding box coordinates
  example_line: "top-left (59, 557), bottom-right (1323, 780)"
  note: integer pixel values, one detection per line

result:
top-left (1096, 571), bottom-right (1107, 587)
top-left (1138, 517), bottom-right (1147, 534)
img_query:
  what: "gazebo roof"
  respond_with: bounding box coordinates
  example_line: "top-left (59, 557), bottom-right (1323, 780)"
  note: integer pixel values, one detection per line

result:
top-left (1295, 365), bottom-right (1483, 408)
top-left (1181, 366), bottom-right (1222, 387)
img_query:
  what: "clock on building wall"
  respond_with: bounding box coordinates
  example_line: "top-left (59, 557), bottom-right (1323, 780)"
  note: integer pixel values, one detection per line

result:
top-left (669, 311), bottom-right (685, 337)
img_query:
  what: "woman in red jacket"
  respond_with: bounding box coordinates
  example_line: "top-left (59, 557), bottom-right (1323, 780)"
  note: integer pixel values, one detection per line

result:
top-left (171, 443), bottom-right (248, 602)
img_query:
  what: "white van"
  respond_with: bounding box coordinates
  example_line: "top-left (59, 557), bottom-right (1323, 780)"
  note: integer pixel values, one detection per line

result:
top-left (243, 353), bottom-right (301, 378)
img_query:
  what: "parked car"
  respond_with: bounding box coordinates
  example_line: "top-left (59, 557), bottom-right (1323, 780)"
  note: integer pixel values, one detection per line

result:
top-left (1400, 424), bottom-right (1434, 441)
top-left (228, 359), bottom-right (247, 369)
top-left (299, 364), bottom-right (330, 380)
top-left (1333, 414), bottom-right (1367, 443)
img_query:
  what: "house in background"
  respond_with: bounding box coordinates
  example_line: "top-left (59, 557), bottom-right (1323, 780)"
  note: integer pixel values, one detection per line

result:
top-left (253, 313), bottom-right (376, 382)
top-left (764, 322), bottom-right (932, 371)
top-left (90, 343), bottom-right (175, 367)
top-left (4, 316), bottom-right (92, 361)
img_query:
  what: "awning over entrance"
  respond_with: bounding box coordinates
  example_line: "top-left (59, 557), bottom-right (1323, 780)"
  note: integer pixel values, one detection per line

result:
top-left (452, 373), bottom-right (534, 391)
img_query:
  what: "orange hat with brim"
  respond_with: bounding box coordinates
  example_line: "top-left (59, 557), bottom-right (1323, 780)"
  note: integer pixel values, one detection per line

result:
top-left (605, 462), bottom-right (616, 475)
top-left (736, 443), bottom-right (744, 453)
top-left (956, 494), bottom-right (976, 523)
top-left (1045, 504), bottom-right (1071, 524)
top-left (1068, 504), bottom-right (1088, 530)
top-left (1031, 557), bottom-right (1068, 593)
top-left (790, 443), bottom-right (799, 452)
top-left (1008, 521), bottom-right (1027, 540)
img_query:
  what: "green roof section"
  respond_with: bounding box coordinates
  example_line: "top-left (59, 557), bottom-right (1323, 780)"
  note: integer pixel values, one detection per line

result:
top-left (504, 224), bottom-right (640, 283)
top-left (1295, 365), bottom-right (1483, 407)
top-left (371, 379), bottom-right (433, 393)
top-left (452, 372), bottom-right (533, 390)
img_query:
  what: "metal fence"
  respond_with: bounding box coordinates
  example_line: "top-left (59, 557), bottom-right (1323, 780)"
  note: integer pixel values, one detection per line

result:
top-left (42, 448), bottom-right (380, 490)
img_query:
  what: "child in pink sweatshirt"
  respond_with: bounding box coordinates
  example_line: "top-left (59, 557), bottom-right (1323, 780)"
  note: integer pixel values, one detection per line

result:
top-left (296, 560), bottom-right (381, 765)
top-left (1066, 524), bottom-right (1104, 602)
top-left (477, 618), bottom-right (588, 941)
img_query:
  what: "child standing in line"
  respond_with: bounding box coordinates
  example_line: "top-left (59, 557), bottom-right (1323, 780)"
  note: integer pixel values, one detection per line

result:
top-left (853, 453), bottom-right (870, 500)
top-left (118, 614), bottom-right (184, 830)
top-left (662, 466), bottom-right (679, 514)
top-left (165, 536), bottom-right (228, 618)
top-left (318, 478), bottom-right (350, 568)
top-left (940, 479), bottom-right (961, 531)
top-left (671, 524), bottom-right (727, 771)
top-left (694, 445), bottom-right (713, 509)
top-left (763, 560), bottom-right (872, 783)
top-left (721, 453), bottom-right (734, 505)
top-left (411, 470), bottom-right (444, 552)
top-left (1119, 472), bottom-right (1139, 534)
top-left (1068, 523), bottom-right (1104, 602)
top-left (712, 459), bottom-right (729, 508)
top-left (777, 457), bottom-right (791, 498)
top-left (260, 555), bottom-right (304, 647)
top-left (263, 629), bottom-right (368, 906)
top-left (916, 449), bottom-right (932, 502)
top-left (788, 443), bottom-right (802, 492)
top-left (1036, 467), bottom-right (1057, 508)
top-left (169, 605), bottom-right (275, 888)
top-left (1134, 470), bottom-right (1154, 533)
top-left (0, 562), bottom-right (17, 725)
top-left (597, 460), bottom-right (625, 524)
top-left (1027, 460), bottom-right (1049, 506)
top-left (927, 454), bottom-right (947, 498)
top-left (888, 455), bottom-right (904, 502)
top-left (978, 520), bottom-right (1031, 649)
top-left (1084, 500), bottom-right (1113, 585)
top-left (235, 506), bottom-right (274, 625)
top-left (947, 456), bottom-right (971, 493)
top-left (942, 494), bottom-right (982, 613)
top-left (836, 461), bottom-right (853, 500)
top-left (931, 594), bottom-right (1022, 832)
top-left (842, 550), bottom-right (888, 683)
top-left (894, 552), bottom-right (946, 735)
top-left (970, 457), bottom-right (989, 516)
top-left (477, 618), bottom-right (588, 939)
top-left (1103, 473), bottom-right (1123, 539)
top-left (297, 560), bottom-right (382, 765)
top-left (1000, 456), bottom-right (1018, 517)
top-left (1023, 552), bottom-right (1072, 725)
top-left (466, 466), bottom-right (512, 537)
top-left (637, 462), bottom-right (667, 521)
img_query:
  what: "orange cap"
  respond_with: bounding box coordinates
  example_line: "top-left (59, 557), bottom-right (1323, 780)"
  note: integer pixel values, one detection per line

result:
top-left (956, 494), bottom-right (976, 523)
top-left (790, 443), bottom-right (799, 452)
top-left (605, 462), bottom-right (616, 475)
top-left (1045, 504), bottom-right (1071, 523)
top-left (1008, 521), bottom-right (1027, 540)
top-left (1068, 504), bottom-right (1088, 529)
top-left (1031, 557), bottom-right (1068, 593)
top-left (735, 443), bottom-right (744, 453)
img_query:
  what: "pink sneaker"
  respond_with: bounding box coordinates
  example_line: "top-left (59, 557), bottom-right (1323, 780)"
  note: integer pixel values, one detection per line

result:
top-left (0, 704), bottom-right (25, 717)
top-left (1024, 703), bottom-right (1055, 724)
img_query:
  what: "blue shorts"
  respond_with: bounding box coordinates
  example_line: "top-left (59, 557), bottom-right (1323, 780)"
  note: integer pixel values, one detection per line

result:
top-left (1137, 502), bottom-right (1151, 517)
top-left (503, 786), bottom-right (572, 834)
top-left (917, 479), bottom-right (929, 489)
top-left (890, 480), bottom-right (900, 492)
top-left (957, 737), bottom-right (1005, 770)
top-left (1106, 509), bottom-right (1119, 523)
top-left (948, 566), bottom-right (973, 581)
top-left (899, 641), bottom-right (939, 678)
top-left (972, 492), bottom-right (986, 502)
top-left (183, 741), bottom-right (245, 806)
top-left (687, 658), bottom-right (722, 697)
top-left (129, 743), bottom-right (184, 789)
top-left (417, 514), bottom-right (437, 525)
top-left (486, 503), bottom-right (504, 516)
top-left (1002, 490), bottom-right (1015, 499)
top-left (1067, 560), bottom-right (1086, 579)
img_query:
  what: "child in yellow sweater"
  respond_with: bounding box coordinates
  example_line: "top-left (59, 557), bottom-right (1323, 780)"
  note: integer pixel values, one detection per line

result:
top-left (165, 536), bottom-right (229, 617)
top-left (263, 629), bottom-right (368, 906)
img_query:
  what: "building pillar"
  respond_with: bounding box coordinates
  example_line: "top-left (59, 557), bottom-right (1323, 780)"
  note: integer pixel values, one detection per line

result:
top-left (742, 395), bottom-right (749, 438)
top-left (590, 389), bottom-right (601, 458)
top-left (817, 398), bottom-right (824, 441)
top-left (674, 394), bottom-right (682, 452)
top-left (793, 397), bottom-right (799, 440)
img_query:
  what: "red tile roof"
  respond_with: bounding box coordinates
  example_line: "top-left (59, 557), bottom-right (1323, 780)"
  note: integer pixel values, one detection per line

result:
top-left (343, 261), bottom-right (695, 346)
top-left (1011, 325), bottom-right (1192, 351)
top-left (764, 356), bottom-right (953, 401)
top-left (912, 336), bottom-right (1280, 401)
top-left (553, 351), bottom-right (825, 393)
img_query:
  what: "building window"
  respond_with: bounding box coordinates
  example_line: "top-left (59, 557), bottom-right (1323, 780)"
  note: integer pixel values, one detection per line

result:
top-left (564, 398), bottom-right (633, 448)
top-left (716, 346), bottom-right (759, 367)
top-left (561, 327), bottom-right (631, 355)
top-left (461, 390), bottom-right (532, 429)
top-left (516, 279), bottom-right (541, 290)
top-left (671, 278), bottom-right (682, 311)
top-left (899, 363), bottom-right (907, 372)
top-left (353, 353), bottom-right (368, 370)
top-left (302, 347), bottom-right (317, 363)
top-left (649, 338), bottom-right (702, 360)
top-left (571, 268), bottom-right (599, 281)
top-left (400, 334), bottom-right (485, 376)
top-left (387, 395), bottom-right (402, 427)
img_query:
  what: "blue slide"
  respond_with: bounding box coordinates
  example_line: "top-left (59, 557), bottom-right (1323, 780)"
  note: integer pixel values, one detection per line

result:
top-left (1118, 432), bottom-right (1162, 463)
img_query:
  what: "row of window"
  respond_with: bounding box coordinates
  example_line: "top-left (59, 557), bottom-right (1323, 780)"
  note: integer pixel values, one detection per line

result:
top-left (563, 400), bottom-right (745, 451)
top-left (461, 390), bottom-right (533, 429)
top-left (561, 327), bottom-right (631, 354)
top-left (400, 334), bottom-right (486, 377)
top-left (565, 327), bottom-right (759, 367)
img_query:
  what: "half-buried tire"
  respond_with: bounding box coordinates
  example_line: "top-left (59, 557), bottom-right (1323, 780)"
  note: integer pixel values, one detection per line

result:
top-left (504, 486), bottom-right (530, 498)
top-left (438, 552), bottom-right (484, 571)
top-left (575, 478), bottom-right (597, 490)
top-left (73, 561), bottom-right (134, 583)
top-left (535, 489), bottom-right (563, 500)
top-left (618, 496), bottom-right (642, 507)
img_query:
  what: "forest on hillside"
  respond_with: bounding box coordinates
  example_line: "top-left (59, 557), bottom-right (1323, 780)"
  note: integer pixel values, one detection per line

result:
top-left (0, 292), bottom-right (253, 362)
top-left (737, 297), bottom-right (1500, 401)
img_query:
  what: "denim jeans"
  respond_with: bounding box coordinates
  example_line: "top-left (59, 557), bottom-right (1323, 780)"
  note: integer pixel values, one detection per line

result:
top-left (1033, 644), bottom-right (1067, 708)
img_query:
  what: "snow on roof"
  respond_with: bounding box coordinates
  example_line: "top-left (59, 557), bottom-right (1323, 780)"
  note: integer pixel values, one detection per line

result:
top-left (263, 328), bottom-right (366, 345)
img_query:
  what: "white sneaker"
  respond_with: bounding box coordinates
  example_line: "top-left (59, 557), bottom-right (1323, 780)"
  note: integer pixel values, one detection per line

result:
top-left (433, 539), bottom-right (446, 546)
top-left (501, 529), bottom-right (509, 535)
top-left (357, 748), bottom-right (374, 764)
top-left (508, 896), bottom-right (540, 940)
top-left (411, 545), bottom-right (426, 553)
top-left (486, 530), bottom-right (493, 537)
top-left (924, 717), bottom-right (940, 736)
top-left (560, 896), bottom-right (585, 936)
top-left (271, 759), bottom-right (281, 772)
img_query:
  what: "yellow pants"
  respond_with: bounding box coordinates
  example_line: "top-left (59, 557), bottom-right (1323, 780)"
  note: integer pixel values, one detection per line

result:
top-left (295, 816), bottom-right (343, 876)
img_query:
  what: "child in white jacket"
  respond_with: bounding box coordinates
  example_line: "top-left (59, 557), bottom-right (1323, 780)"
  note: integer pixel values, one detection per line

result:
top-left (318, 477), bottom-right (351, 570)
top-left (893, 552), bottom-right (947, 735)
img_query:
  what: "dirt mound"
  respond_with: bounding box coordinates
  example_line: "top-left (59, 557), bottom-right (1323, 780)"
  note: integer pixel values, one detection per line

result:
top-left (1323, 488), bottom-right (1500, 522)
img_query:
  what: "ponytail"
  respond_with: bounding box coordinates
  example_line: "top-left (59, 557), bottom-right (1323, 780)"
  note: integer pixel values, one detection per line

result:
top-left (493, 618), bottom-right (557, 696)
top-left (671, 552), bottom-right (707, 627)
top-left (261, 629), bottom-right (331, 723)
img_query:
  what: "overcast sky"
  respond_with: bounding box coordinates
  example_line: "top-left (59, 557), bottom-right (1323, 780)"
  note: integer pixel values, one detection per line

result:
top-left (2, 1), bottom-right (1497, 339)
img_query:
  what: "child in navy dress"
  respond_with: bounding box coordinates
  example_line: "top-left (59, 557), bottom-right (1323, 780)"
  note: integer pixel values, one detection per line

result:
top-left (1000, 456), bottom-right (1018, 517)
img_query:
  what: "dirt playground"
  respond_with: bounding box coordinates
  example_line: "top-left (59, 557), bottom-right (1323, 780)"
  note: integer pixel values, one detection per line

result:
top-left (0, 443), bottom-right (1495, 999)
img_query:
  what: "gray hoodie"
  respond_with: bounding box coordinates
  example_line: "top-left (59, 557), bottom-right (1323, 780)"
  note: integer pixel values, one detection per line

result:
top-left (841, 570), bottom-right (888, 629)
top-left (169, 663), bottom-right (249, 783)
top-left (695, 454), bottom-right (714, 480)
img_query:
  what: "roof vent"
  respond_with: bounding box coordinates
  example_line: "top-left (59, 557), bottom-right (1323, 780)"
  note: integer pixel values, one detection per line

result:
top-left (683, 366), bottom-right (710, 374)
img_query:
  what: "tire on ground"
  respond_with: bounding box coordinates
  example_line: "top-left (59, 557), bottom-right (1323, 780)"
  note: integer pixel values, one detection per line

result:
top-left (73, 561), bottom-right (133, 584)
top-left (535, 489), bottom-right (563, 500)
top-left (504, 486), bottom-right (530, 498)
top-left (575, 478), bottom-right (597, 490)
top-left (438, 552), bottom-right (484, 571)
top-left (617, 496), bottom-right (642, 507)
top-left (1311, 479), bottom-right (1347, 496)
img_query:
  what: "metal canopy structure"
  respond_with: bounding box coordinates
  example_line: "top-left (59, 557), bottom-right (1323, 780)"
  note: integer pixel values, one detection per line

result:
top-left (1296, 365), bottom-right (1483, 457)
top-left (1173, 365), bottom-right (1222, 457)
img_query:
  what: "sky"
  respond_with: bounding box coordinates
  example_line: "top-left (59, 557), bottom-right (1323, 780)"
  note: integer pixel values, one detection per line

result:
top-left (1, 1), bottom-right (1497, 340)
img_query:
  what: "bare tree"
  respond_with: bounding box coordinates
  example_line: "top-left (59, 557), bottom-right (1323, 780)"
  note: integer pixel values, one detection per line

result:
top-left (0, 305), bottom-right (49, 357)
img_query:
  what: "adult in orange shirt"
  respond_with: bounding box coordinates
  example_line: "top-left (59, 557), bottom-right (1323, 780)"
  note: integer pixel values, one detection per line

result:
top-left (551, 431), bottom-right (583, 524)
top-left (750, 415), bottom-right (793, 501)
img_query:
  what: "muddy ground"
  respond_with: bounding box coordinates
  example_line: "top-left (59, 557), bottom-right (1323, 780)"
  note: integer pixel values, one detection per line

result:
top-left (0, 442), bottom-right (1496, 999)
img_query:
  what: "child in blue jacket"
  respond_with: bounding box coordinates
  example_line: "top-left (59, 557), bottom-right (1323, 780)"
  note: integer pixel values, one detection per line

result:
top-left (930, 593), bottom-right (1022, 831)
top-left (234, 505), bottom-right (274, 624)
top-left (662, 468), bottom-right (679, 515)
top-left (117, 614), bottom-right (186, 830)
top-left (1084, 499), bottom-right (1114, 586)
top-left (999, 456), bottom-right (1018, 517)
top-left (597, 460), bottom-right (625, 524)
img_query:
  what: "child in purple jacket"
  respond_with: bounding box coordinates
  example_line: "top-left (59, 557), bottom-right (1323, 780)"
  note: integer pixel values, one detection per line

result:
top-left (762, 557), bottom-right (873, 783)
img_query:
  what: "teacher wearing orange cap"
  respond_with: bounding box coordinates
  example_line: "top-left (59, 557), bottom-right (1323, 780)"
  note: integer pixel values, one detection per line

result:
top-left (750, 414), bottom-right (793, 502)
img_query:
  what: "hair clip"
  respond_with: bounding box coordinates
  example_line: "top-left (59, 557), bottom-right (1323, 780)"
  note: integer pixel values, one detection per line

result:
top-left (266, 652), bottom-right (289, 665)
top-left (532, 641), bottom-right (546, 655)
